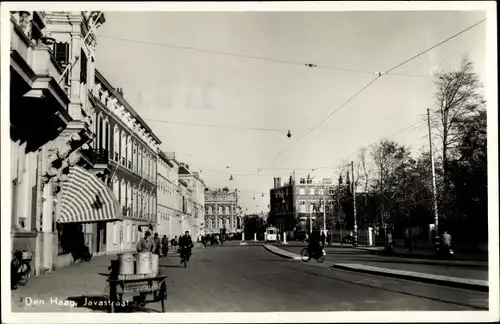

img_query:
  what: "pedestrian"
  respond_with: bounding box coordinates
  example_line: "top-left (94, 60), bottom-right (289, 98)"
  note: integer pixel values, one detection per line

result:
top-left (320, 231), bottom-right (326, 248)
top-left (404, 228), bottom-right (410, 251)
top-left (161, 235), bottom-right (169, 256)
top-left (153, 233), bottom-right (161, 255)
top-left (441, 230), bottom-right (452, 253)
top-left (137, 231), bottom-right (154, 253)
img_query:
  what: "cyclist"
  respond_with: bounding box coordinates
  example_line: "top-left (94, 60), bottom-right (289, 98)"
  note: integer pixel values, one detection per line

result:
top-left (178, 231), bottom-right (194, 263)
top-left (307, 231), bottom-right (323, 260)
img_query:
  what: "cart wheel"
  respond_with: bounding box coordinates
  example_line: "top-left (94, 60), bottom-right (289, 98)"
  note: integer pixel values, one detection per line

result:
top-left (158, 281), bottom-right (167, 300)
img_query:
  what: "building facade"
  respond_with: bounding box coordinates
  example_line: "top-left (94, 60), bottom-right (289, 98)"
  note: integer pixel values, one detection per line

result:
top-left (10, 11), bottom-right (125, 274)
top-left (204, 188), bottom-right (239, 234)
top-left (179, 164), bottom-right (205, 240)
top-left (87, 70), bottom-right (161, 254)
top-left (269, 175), bottom-right (335, 234)
top-left (157, 151), bottom-right (176, 238)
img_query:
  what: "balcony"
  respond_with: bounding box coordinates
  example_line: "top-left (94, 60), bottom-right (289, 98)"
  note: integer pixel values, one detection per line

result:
top-left (81, 148), bottom-right (109, 166)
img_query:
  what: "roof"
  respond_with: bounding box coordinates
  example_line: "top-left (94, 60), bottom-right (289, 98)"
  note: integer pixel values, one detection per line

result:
top-left (95, 69), bottom-right (161, 144)
top-left (158, 151), bottom-right (174, 167)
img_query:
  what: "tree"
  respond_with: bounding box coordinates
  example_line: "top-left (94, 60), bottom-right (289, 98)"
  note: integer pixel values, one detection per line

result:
top-left (370, 140), bottom-right (413, 230)
top-left (357, 148), bottom-right (372, 228)
top-left (448, 108), bottom-right (487, 242)
top-left (432, 57), bottom-right (486, 220)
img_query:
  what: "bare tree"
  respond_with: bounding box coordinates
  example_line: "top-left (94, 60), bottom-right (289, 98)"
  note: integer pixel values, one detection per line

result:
top-left (432, 57), bottom-right (486, 219)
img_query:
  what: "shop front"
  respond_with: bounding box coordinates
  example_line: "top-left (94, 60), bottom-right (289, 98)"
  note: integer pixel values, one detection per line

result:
top-left (55, 166), bottom-right (122, 267)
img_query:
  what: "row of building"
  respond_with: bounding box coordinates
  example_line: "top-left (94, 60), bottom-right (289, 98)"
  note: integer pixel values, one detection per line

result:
top-left (9, 11), bottom-right (222, 275)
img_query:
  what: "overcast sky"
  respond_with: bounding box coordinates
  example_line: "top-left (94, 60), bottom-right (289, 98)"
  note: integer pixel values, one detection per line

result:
top-left (94, 10), bottom-right (486, 214)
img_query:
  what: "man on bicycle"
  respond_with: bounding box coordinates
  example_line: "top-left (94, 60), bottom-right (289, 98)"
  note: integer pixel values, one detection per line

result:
top-left (307, 231), bottom-right (323, 260)
top-left (178, 231), bottom-right (194, 263)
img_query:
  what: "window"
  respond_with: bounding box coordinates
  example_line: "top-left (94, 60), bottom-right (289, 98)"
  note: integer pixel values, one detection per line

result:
top-left (299, 187), bottom-right (305, 195)
top-left (138, 147), bottom-right (142, 175)
top-left (54, 42), bottom-right (70, 68)
top-left (329, 187), bottom-right (334, 195)
top-left (319, 188), bottom-right (324, 195)
top-left (309, 187), bottom-right (315, 195)
top-left (120, 180), bottom-right (126, 212)
top-left (127, 136), bottom-right (132, 169)
top-left (127, 224), bottom-right (131, 243)
top-left (113, 126), bottom-right (119, 161)
top-left (127, 183), bottom-right (132, 215)
top-left (132, 225), bottom-right (136, 243)
top-left (308, 201), bottom-right (313, 213)
top-left (120, 131), bottom-right (126, 165)
top-left (80, 48), bottom-right (87, 84)
top-left (133, 141), bottom-right (138, 173)
top-left (97, 114), bottom-right (103, 149)
top-left (105, 120), bottom-right (110, 152)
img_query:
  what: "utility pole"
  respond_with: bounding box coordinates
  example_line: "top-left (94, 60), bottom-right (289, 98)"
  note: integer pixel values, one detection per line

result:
top-left (351, 161), bottom-right (358, 247)
top-left (322, 178), bottom-right (326, 235)
top-left (309, 201), bottom-right (313, 234)
top-left (427, 108), bottom-right (440, 247)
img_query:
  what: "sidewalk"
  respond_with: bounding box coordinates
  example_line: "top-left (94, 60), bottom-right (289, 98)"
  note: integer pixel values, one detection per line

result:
top-left (358, 245), bottom-right (489, 262)
top-left (11, 250), bottom-right (179, 313)
top-left (261, 244), bottom-right (489, 292)
top-left (11, 254), bottom-right (115, 312)
top-left (276, 239), bottom-right (488, 262)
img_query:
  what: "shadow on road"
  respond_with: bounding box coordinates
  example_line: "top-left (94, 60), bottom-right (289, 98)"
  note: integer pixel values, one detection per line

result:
top-left (160, 265), bottom-right (182, 268)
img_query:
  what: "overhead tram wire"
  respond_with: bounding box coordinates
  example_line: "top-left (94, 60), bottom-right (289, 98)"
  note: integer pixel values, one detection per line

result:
top-left (144, 119), bottom-right (286, 133)
top-left (196, 117), bottom-right (432, 180)
top-left (259, 18), bottom-right (486, 170)
top-left (96, 34), bottom-right (430, 78)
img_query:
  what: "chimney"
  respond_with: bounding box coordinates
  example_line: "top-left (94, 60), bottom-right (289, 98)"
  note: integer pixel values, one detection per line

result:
top-left (116, 88), bottom-right (123, 96)
top-left (194, 171), bottom-right (199, 177)
top-left (166, 152), bottom-right (176, 159)
top-left (185, 164), bottom-right (189, 170)
top-left (276, 177), bottom-right (281, 188)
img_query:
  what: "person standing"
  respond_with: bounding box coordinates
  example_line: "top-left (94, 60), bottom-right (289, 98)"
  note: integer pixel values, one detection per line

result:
top-left (137, 231), bottom-right (154, 253)
top-left (153, 233), bottom-right (161, 255)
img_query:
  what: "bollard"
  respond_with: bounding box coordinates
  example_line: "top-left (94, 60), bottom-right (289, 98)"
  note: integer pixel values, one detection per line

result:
top-left (283, 231), bottom-right (287, 244)
top-left (254, 233), bottom-right (257, 241)
top-left (240, 232), bottom-right (247, 245)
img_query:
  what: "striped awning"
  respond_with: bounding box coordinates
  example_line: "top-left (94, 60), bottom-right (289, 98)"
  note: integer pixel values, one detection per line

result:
top-left (58, 166), bottom-right (122, 223)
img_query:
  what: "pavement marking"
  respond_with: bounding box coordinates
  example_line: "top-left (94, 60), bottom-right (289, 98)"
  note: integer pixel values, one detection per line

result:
top-left (333, 263), bottom-right (489, 292)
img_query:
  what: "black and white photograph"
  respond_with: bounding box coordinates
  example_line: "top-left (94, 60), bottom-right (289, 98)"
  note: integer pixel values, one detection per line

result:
top-left (1, 1), bottom-right (498, 323)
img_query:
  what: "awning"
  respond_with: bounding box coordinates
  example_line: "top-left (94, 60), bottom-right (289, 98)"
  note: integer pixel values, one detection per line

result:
top-left (58, 166), bottom-right (122, 223)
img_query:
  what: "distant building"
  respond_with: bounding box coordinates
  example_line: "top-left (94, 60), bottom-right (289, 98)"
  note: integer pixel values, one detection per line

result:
top-left (157, 151), bottom-right (176, 238)
top-left (269, 175), bottom-right (336, 234)
top-left (204, 188), bottom-right (240, 234)
top-left (179, 164), bottom-right (205, 240)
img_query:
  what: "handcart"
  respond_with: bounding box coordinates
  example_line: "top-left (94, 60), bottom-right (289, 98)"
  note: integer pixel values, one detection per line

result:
top-left (107, 272), bottom-right (168, 313)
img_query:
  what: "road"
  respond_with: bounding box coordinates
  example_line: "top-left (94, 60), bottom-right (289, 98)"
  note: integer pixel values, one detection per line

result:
top-left (275, 244), bottom-right (488, 280)
top-left (11, 245), bottom-right (488, 313)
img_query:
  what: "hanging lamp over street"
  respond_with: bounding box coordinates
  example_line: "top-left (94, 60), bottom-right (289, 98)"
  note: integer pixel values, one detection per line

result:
top-left (287, 130), bottom-right (292, 138)
top-left (229, 174), bottom-right (234, 181)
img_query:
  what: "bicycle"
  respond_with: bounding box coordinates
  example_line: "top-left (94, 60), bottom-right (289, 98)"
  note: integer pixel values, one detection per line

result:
top-left (11, 249), bottom-right (33, 288)
top-left (300, 247), bottom-right (326, 263)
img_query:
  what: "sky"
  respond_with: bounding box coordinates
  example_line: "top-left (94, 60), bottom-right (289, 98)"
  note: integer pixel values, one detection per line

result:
top-left (94, 10), bottom-right (487, 214)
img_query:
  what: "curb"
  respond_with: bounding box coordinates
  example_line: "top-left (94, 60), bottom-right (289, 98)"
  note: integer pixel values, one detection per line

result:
top-left (332, 263), bottom-right (489, 292)
top-left (356, 246), bottom-right (489, 265)
top-left (262, 244), bottom-right (302, 260)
